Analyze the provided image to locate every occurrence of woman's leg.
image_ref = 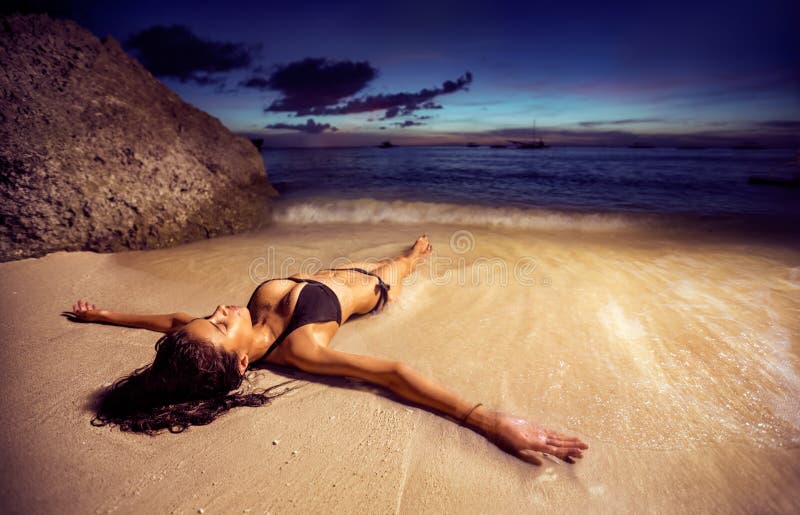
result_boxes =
[330,258,392,273]
[324,236,432,316]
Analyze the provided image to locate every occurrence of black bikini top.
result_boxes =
[259,278,342,361]
[257,268,390,362]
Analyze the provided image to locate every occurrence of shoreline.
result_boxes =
[269,196,800,248]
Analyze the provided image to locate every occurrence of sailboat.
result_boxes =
[509,120,549,149]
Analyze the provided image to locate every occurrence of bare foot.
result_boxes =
[406,235,433,265]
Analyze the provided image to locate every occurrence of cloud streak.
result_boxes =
[578,118,665,127]
[125,25,255,84]
[265,119,338,134]
[394,120,425,128]
[759,120,800,129]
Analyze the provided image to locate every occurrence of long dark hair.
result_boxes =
[91,327,290,435]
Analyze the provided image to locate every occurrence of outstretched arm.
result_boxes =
[283,337,588,466]
[65,299,195,333]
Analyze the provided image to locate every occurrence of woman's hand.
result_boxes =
[489,412,588,466]
[66,299,107,323]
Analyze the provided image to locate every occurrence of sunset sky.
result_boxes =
[26,0,800,147]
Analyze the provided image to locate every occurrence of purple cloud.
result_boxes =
[300,72,472,118]
[244,58,378,112]
[265,119,338,134]
[252,57,472,119]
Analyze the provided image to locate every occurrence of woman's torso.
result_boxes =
[246,269,384,364]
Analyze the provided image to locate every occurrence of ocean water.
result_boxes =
[261,146,800,226]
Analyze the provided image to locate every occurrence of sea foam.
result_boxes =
[272,197,647,232]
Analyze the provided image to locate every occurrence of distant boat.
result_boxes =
[466,142,480,147]
[250,138,264,150]
[490,144,507,148]
[378,141,395,148]
[511,139,549,149]
[628,142,655,149]
[508,120,549,149]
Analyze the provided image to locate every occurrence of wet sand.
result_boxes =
[1,222,798,513]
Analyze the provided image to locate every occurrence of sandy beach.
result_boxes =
[1,221,799,513]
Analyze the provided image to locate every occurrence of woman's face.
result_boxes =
[183,305,255,367]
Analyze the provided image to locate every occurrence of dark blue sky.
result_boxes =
[26,0,800,147]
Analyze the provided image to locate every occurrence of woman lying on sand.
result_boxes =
[68,235,587,466]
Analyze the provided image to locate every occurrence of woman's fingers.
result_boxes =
[74,299,97,312]
[72,299,98,316]
[546,436,586,450]
[519,447,579,466]
[548,431,589,449]
[540,443,584,461]
[517,449,543,466]
[546,438,578,450]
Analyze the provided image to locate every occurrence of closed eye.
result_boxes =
[202,315,226,335]
[210,320,226,335]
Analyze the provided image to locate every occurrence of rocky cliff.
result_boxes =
[0,14,278,261]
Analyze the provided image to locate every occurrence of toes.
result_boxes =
[412,235,432,256]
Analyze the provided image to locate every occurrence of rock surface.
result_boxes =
[0,14,277,262]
